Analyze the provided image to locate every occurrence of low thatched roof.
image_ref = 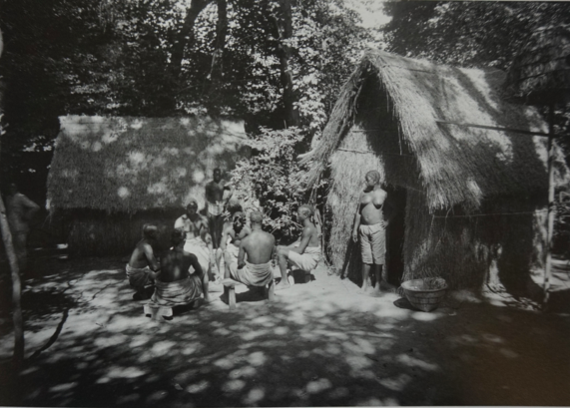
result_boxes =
[301,50,568,211]
[47,116,248,213]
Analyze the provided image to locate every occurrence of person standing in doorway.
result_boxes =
[352,170,393,296]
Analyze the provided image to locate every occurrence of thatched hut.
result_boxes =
[301,50,568,291]
[47,116,249,256]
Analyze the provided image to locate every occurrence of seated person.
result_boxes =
[126,224,161,299]
[276,204,321,290]
[174,200,214,279]
[224,211,275,291]
[149,229,210,308]
[220,208,251,272]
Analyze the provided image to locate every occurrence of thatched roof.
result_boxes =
[301,50,568,211]
[505,24,570,105]
[47,116,248,213]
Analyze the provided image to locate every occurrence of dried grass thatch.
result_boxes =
[301,50,569,289]
[302,50,568,211]
[66,209,179,256]
[47,116,248,256]
[47,116,248,213]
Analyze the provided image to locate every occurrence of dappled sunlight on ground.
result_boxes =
[0,258,569,406]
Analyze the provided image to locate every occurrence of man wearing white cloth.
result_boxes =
[220,209,250,275]
[276,204,321,290]
[223,211,275,292]
[174,200,214,279]
[147,229,209,311]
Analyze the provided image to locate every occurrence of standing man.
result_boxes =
[174,200,214,279]
[126,224,161,299]
[276,205,321,290]
[204,168,232,252]
[352,170,392,296]
[224,211,276,295]
[5,183,40,272]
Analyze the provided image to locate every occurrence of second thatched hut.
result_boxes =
[301,50,568,291]
[47,115,249,256]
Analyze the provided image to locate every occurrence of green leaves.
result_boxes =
[229,127,307,243]
[382,2,569,71]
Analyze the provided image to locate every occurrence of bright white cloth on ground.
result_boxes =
[184,237,211,275]
[288,245,321,272]
[224,242,240,275]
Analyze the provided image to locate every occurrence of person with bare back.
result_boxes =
[223,211,276,295]
[174,200,214,279]
[352,170,393,296]
[148,229,209,308]
[276,204,321,290]
[127,224,161,299]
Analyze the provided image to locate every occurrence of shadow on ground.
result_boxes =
[0,258,569,407]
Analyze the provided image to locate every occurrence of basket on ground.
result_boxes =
[402,277,448,312]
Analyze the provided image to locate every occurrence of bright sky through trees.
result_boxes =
[344,0,391,28]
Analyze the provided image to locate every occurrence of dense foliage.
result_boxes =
[0,0,568,245]
[382,1,570,256]
[0,0,368,206]
[382,2,569,70]
[228,127,306,243]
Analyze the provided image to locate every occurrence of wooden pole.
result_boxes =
[0,28,25,366]
[435,119,550,137]
[543,104,556,307]
[0,194,24,365]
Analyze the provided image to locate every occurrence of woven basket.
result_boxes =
[402,277,448,312]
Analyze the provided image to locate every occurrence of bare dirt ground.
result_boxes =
[0,255,569,407]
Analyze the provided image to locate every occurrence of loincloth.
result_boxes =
[149,275,203,307]
[126,264,154,289]
[288,245,321,272]
[231,261,273,287]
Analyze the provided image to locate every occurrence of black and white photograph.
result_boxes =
[0,0,569,406]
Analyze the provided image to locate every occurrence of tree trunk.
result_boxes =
[0,27,25,369]
[0,195,24,366]
[209,0,227,81]
[166,0,213,110]
[206,0,228,115]
[271,0,298,127]
[543,104,556,308]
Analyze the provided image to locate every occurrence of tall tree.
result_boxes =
[270,0,297,127]
[166,0,213,112]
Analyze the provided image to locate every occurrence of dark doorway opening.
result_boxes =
[385,186,406,287]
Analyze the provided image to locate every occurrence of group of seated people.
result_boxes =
[125,200,322,311]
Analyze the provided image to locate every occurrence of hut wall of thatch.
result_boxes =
[66,209,180,257]
[402,192,547,289]
[306,51,568,291]
[47,116,249,256]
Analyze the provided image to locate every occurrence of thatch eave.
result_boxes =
[301,50,568,212]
